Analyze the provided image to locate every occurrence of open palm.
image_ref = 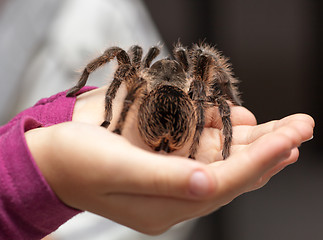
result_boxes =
[27,86,313,234]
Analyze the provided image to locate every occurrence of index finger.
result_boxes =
[208,117,314,203]
[232,113,314,145]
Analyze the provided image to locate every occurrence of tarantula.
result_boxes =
[66,42,241,159]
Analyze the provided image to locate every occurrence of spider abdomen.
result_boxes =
[138,85,196,153]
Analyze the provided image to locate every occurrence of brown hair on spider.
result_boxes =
[66,42,241,159]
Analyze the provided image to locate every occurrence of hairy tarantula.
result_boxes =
[66,42,241,159]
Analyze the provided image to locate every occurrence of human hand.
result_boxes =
[25,86,314,234]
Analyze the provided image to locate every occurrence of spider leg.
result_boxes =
[173,42,190,72]
[112,79,145,134]
[188,55,211,159]
[211,69,242,106]
[189,49,234,159]
[216,97,232,159]
[127,45,143,69]
[114,46,160,132]
[66,47,130,97]
[101,64,136,129]
[192,44,242,106]
[103,45,155,133]
[112,46,147,134]
[188,97,205,159]
[188,44,240,159]
[141,46,160,68]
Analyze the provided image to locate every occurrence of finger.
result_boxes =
[205,106,256,128]
[208,124,307,204]
[195,128,223,163]
[96,147,298,235]
[96,146,215,199]
[232,113,314,145]
[54,122,215,200]
[112,114,313,199]
[231,106,257,126]
[250,147,299,191]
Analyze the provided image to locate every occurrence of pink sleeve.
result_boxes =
[0,87,96,239]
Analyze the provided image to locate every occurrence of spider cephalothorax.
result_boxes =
[66,42,241,159]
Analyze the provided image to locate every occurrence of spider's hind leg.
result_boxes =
[110,45,146,134]
[216,96,232,159]
[193,44,242,106]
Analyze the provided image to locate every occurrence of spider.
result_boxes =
[66,42,241,159]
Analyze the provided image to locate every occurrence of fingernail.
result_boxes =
[189,171,210,197]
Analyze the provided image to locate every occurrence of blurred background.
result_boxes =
[0,0,322,239]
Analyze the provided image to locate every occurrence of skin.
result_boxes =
[25,86,314,235]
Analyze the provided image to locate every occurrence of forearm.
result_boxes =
[0,88,93,239]
[0,117,80,239]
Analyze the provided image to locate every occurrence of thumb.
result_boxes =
[50,122,215,200]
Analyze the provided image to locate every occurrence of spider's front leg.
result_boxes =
[111,46,160,135]
[101,64,137,129]
[109,45,144,134]
[112,78,145,134]
[66,47,130,97]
